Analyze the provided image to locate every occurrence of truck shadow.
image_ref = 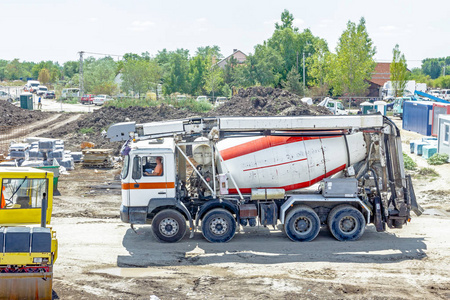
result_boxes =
[117,224,427,267]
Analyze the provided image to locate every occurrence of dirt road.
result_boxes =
[50,136,450,300]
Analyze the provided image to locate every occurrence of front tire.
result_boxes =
[151,209,186,243]
[201,208,236,243]
[284,205,321,242]
[327,205,366,241]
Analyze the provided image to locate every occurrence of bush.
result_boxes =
[427,153,449,165]
[418,167,439,177]
[79,127,94,134]
[403,153,417,170]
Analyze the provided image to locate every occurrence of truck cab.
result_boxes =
[120,139,176,224]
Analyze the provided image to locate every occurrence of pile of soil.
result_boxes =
[42,104,201,152]
[0,101,51,127]
[209,87,331,117]
[44,87,331,153]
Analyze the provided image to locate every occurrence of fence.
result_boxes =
[0,126,30,157]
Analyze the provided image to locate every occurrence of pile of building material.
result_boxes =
[82,148,113,168]
[0,138,82,170]
[410,137,438,159]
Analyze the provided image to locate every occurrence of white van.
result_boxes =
[24,80,40,93]
[61,88,80,99]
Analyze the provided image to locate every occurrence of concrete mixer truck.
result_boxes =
[107,115,422,243]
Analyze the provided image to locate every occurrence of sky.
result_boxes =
[1,0,449,69]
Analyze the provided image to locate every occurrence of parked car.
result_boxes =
[36,85,48,96]
[196,95,209,102]
[176,95,187,101]
[214,97,228,107]
[61,88,80,99]
[93,94,113,105]
[44,90,55,99]
[0,91,13,102]
[81,94,95,104]
[24,80,40,93]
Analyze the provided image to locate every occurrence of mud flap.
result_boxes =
[406,175,424,216]
[373,196,385,232]
[0,270,53,300]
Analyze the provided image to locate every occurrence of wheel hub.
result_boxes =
[210,217,228,235]
[160,218,179,237]
[295,217,311,233]
[340,216,357,233]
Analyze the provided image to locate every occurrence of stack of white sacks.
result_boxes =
[2,138,83,170]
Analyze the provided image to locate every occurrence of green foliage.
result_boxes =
[79,127,94,134]
[120,55,161,98]
[38,68,50,85]
[421,57,450,79]
[105,96,212,113]
[307,39,333,89]
[418,167,439,177]
[427,153,449,165]
[83,57,118,95]
[433,75,450,89]
[332,17,376,96]
[403,152,417,170]
[282,67,304,95]
[204,66,224,97]
[275,9,296,31]
[390,44,408,97]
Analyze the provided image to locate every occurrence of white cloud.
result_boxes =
[128,20,155,32]
[196,18,207,23]
[318,19,333,28]
[293,18,305,28]
[379,25,397,32]
[89,17,98,22]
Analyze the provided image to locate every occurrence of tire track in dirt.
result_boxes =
[0,114,82,154]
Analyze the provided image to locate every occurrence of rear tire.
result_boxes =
[284,205,321,242]
[327,205,365,241]
[201,208,236,243]
[151,209,186,243]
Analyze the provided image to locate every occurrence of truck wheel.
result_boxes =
[151,209,186,243]
[327,205,365,241]
[284,205,320,242]
[201,208,236,243]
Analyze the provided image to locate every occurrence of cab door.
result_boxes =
[128,154,173,207]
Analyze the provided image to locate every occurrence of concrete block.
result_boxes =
[423,145,438,159]
[71,152,83,162]
[38,140,56,152]
[48,150,64,159]
[59,157,74,170]
[29,149,44,160]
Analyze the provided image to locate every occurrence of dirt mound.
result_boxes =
[42,104,201,152]
[209,87,331,117]
[0,101,52,127]
[43,87,331,153]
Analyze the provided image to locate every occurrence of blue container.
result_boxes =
[410,140,421,154]
[422,145,437,159]
[415,142,428,156]
[402,101,434,136]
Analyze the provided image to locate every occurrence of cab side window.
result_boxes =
[143,156,164,177]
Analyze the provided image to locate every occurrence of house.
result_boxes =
[437,114,450,160]
[216,49,247,69]
[366,63,391,98]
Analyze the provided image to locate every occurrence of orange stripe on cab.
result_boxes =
[122,182,175,190]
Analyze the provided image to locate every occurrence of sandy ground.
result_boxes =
[43,116,450,300]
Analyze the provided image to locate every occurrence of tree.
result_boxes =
[306,39,333,90]
[390,44,408,97]
[83,57,118,95]
[63,61,79,79]
[204,66,224,99]
[282,67,304,95]
[38,68,50,85]
[332,17,376,96]
[275,9,296,31]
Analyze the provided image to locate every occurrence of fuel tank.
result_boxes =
[216,133,367,194]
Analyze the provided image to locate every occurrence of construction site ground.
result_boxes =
[1,92,449,299]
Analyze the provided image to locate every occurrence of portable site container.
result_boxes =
[374,101,387,115]
[403,101,434,136]
[437,114,450,160]
[360,102,375,114]
[431,103,450,136]
[19,93,33,110]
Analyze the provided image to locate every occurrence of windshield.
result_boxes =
[337,102,344,110]
[1,178,47,209]
[121,155,130,179]
[31,83,39,87]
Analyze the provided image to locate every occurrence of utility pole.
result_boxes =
[303,51,306,92]
[79,51,84,100]
[296,51,299,73]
